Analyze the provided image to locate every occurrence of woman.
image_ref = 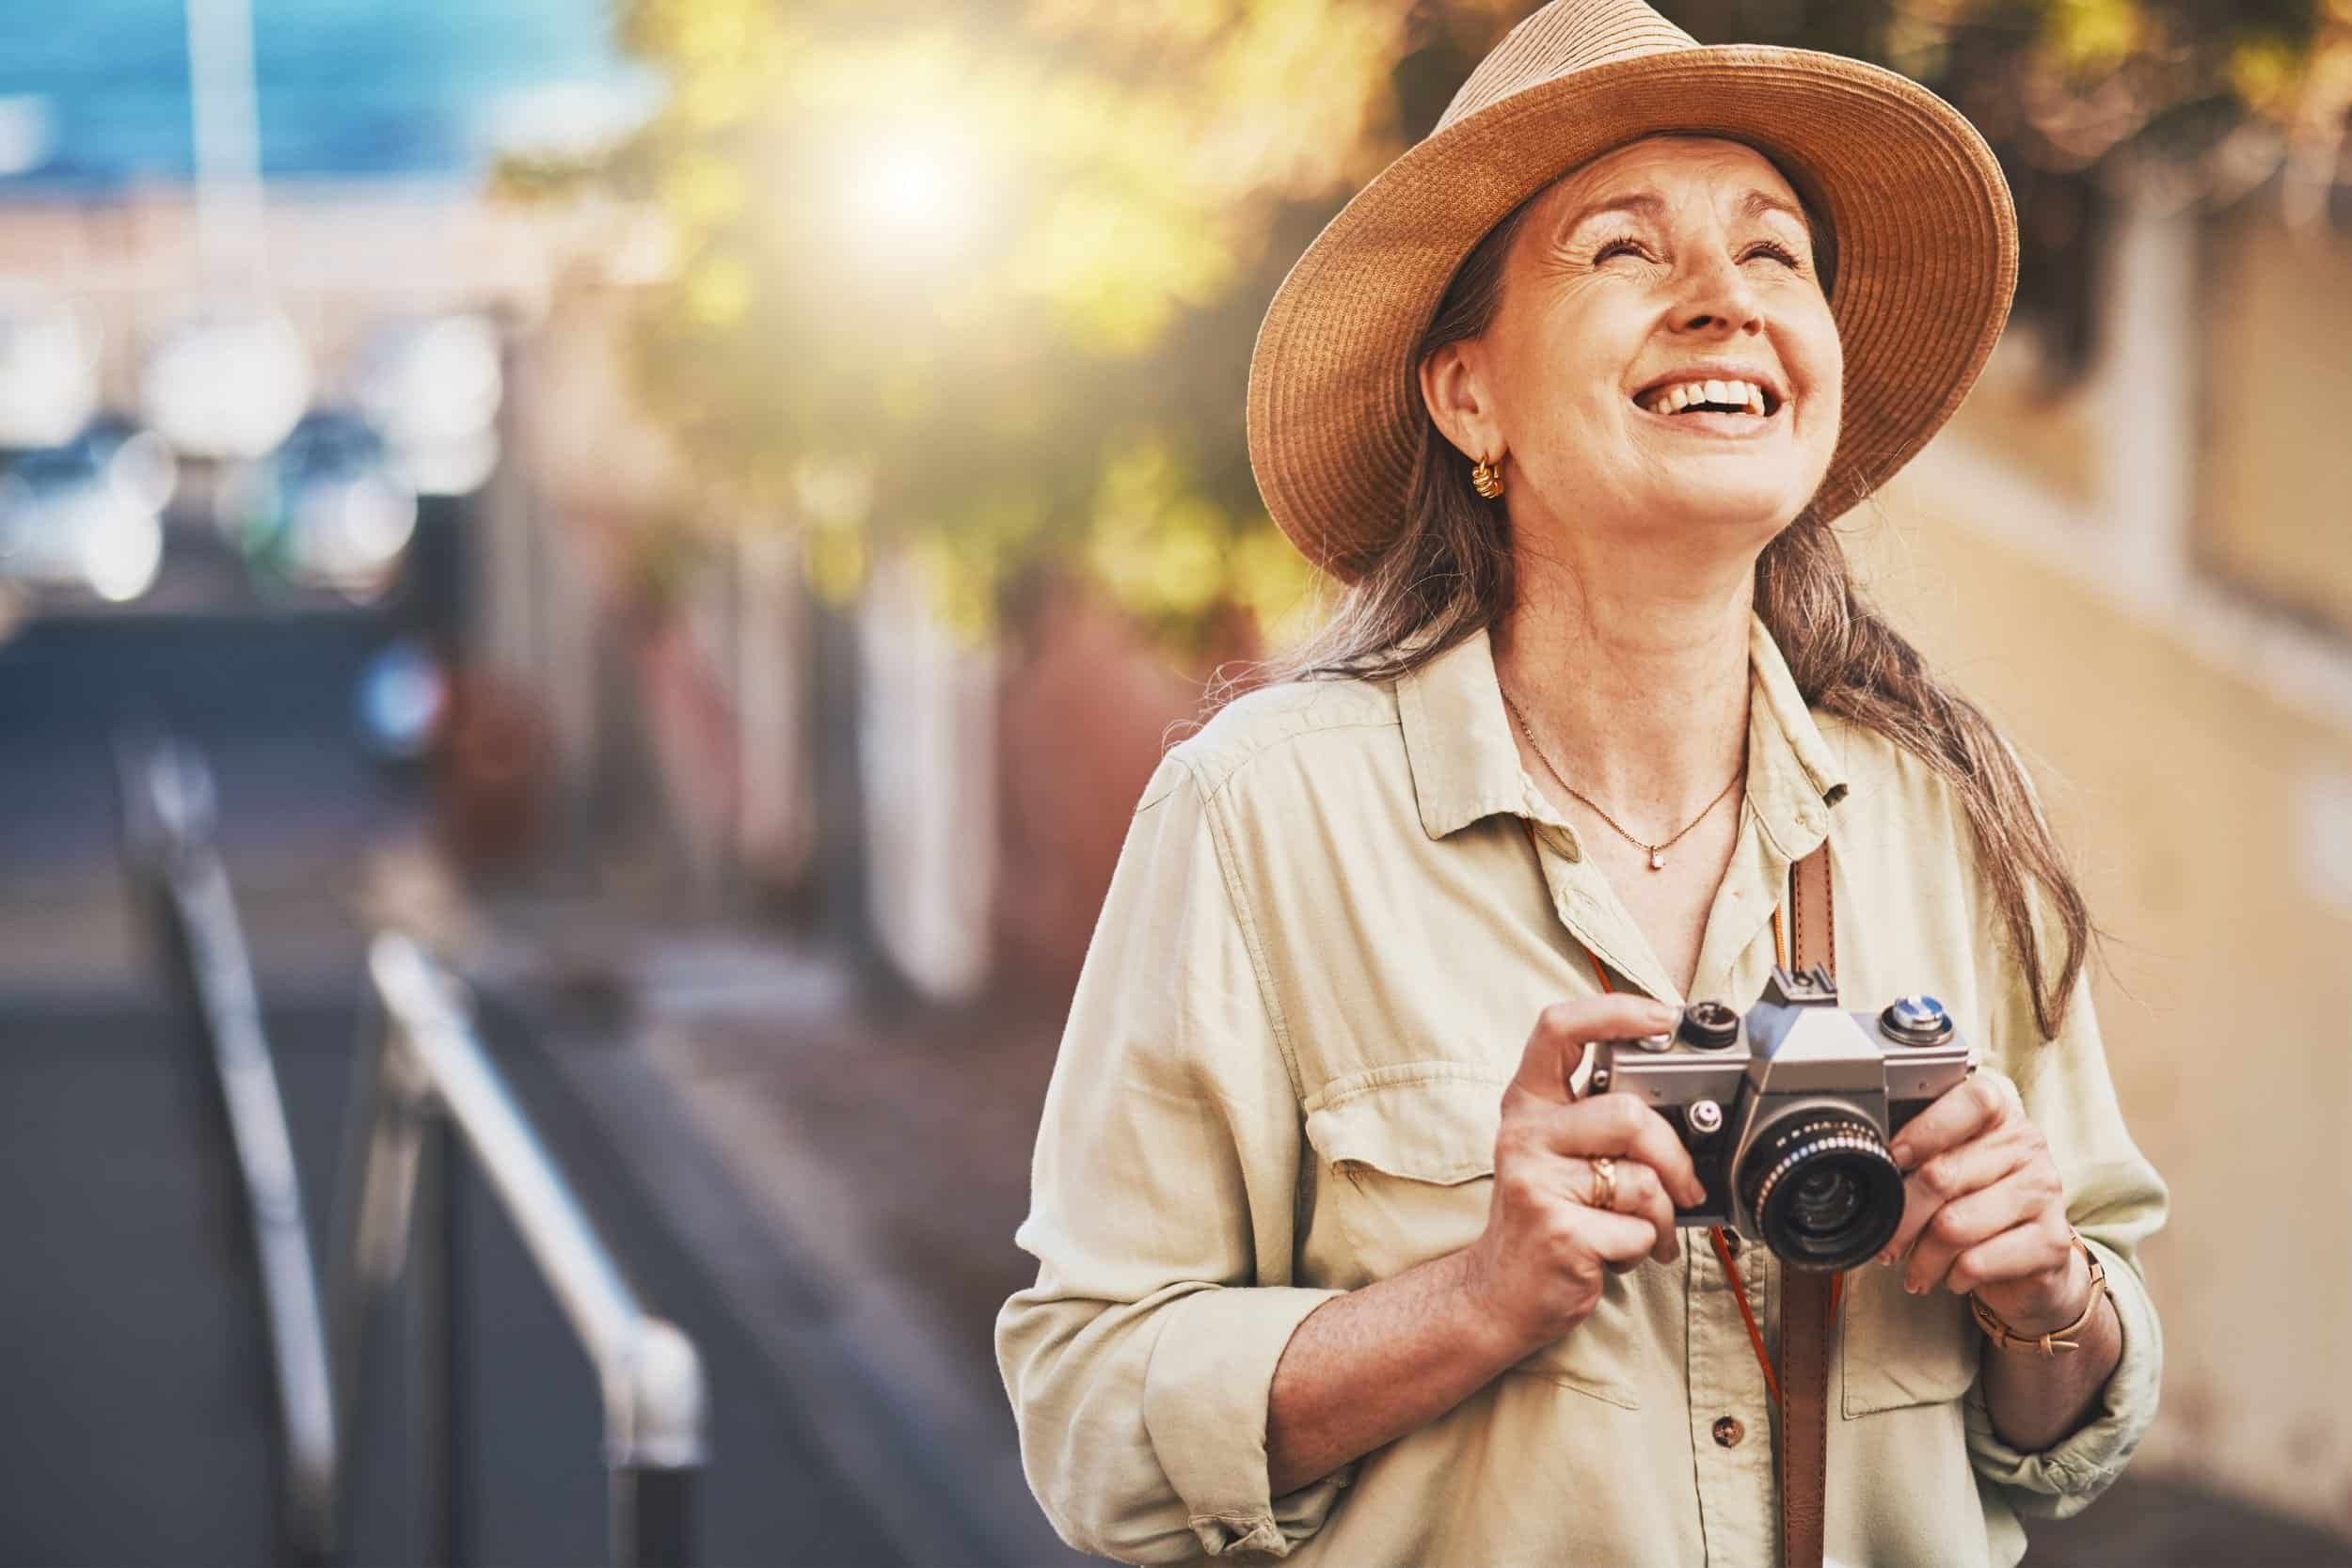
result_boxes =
[996,3,2167,1564]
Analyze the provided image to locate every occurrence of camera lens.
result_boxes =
[1788,1165,1864,1235]
[1737,1110,1904,1271]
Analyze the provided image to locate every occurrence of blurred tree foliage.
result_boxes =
[502,0,2352,650]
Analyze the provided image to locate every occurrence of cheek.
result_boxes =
[1795,323,1844,449]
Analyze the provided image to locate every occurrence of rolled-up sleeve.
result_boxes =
[1964,960,2169,1518]
[995,753,1347,1562]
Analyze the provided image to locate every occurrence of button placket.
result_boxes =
[1685,1231,1776,1564]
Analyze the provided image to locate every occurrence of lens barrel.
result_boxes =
[1737,1110,1905,1272]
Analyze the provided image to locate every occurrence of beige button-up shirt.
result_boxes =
[996,616,2167,1567]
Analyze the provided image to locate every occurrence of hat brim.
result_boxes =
[1246,45,2019,579]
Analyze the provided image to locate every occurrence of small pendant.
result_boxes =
[1648,849,1665,871]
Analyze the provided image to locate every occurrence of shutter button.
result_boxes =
[1712,1416,1745,1449]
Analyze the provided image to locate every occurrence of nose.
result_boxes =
[1670,247,1764,339]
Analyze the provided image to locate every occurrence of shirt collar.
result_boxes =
[1394,613,1849,849]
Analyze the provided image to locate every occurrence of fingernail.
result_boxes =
[1876,1252,1893,1268]
[1889,1144,1914,1171]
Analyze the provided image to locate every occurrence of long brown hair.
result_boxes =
[1228,182,2092,1040]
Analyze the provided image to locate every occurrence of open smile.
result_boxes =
[1628,369,1788,441]
[1628,373,1788,439]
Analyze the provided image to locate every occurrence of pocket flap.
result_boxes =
[1303,1066,1505,1186]
[1300,1063,1645,1410]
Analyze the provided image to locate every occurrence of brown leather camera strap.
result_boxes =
[1518,819,1839,1567]
[1779,841,1836,1568]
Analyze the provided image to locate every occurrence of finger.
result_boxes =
[1510,996,1681,1104]
[1578,1156,1681,1266]
[1944,1218,2076,1300]
[1902,1165,2058,1296]
[1539,1092,1708,1209]
[1886,1068,2019,1172]
[1569,1203,1668,1271]
[1878,1124,2036,1268]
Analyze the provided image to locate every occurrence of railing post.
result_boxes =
[612,1465,692,1568]
[409,1105,462,1567]
[359,935,708,1568]
[606,1318,705,1567]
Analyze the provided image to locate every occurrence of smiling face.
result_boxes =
[1422,135,1843,551]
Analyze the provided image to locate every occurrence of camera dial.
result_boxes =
[1679,1001,1740,1050]
[1877,994,1953,1047]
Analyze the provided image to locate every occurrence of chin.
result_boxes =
[1645,483,1810,542]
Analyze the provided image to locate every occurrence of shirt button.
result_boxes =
[1713,1416,1745,1449]
[1721,1230,1742,1258]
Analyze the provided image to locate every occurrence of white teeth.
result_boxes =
[1645,377,1772,415]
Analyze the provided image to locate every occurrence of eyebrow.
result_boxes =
[1558,186,1809,239]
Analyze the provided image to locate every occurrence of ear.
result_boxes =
[1419,338,1503,466]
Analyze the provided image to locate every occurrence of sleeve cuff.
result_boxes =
[1142,1285,1350,1559]
[1964,1235,2164,1519]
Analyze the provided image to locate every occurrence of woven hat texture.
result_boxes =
[1245,0,2019,579]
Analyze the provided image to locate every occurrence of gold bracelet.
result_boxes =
[1969,1234,2107,1356]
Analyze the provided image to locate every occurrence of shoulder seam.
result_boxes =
[1186,716,1402,806]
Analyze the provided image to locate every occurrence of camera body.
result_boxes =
[1588,965,1975,1271]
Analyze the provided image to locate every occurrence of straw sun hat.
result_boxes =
[1246,0,2019,579]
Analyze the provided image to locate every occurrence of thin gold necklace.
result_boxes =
[1501,689,1742,871]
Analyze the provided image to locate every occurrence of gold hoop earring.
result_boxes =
[1470,453,1505,499]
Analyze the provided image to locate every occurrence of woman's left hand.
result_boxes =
[1879,1068,2092,1335]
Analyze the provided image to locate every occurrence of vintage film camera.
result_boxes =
[1588,965,1976,1271]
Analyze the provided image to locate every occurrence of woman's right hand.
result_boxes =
[1459,995,1709,1354]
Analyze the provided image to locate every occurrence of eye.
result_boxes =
[1592,235,1654,265]
[1742,239,1803,268]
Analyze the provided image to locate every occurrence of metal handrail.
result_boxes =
[118,734,340,1564]
[341,931,707,1566]
[121,728,706,1566]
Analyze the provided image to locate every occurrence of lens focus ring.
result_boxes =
[1739,1113,1905,1272]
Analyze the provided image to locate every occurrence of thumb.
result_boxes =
[1512,994,1681,1103]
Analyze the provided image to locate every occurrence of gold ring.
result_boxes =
[1590,1156,1618,1212]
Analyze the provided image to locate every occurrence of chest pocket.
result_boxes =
[1301,1064,1644,1410]
[1838,1255,1981,1417]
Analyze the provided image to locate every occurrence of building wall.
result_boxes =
[1856,464,2352,1533]
[1862,191,2352,1532]
[2195,213,2352,643]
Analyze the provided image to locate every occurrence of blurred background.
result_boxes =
[2,0,2349,1563]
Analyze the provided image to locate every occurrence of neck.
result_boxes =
[1492,531,1758,829]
